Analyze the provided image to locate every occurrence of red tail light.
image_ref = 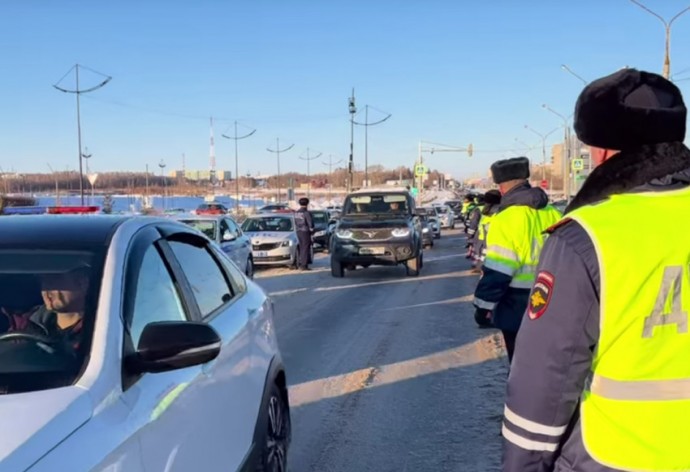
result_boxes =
[47,206,100,214]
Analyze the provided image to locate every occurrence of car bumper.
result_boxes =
[333,240,417,265]
[252,247,292,265]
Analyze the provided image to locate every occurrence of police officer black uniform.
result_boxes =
[503,69,690,471]
[294,197,314,270]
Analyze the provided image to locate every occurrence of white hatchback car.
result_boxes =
[0,215,290,472]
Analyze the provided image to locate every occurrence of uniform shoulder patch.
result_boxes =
[545,217,573,234]
[528,271,554,320]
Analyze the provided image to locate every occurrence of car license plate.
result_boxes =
[360,247,385,255]
[256,251,268,257]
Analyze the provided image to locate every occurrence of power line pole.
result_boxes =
[222,121,256,214]
[323,155,344,202]
[53,64,111,206]
[347,89,356,192]
[267,138,294,203]
[81,147,92,205]
[159,159,167,210]
[352,104,391,188]
[299,148,322,199]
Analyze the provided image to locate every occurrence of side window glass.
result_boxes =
[129,245,188,348]
[227,219,240,236]
[211,245,247,295]
[168,240,233,317]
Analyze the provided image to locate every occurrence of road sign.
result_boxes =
[540,179,548,189]
[571,159,584,171]
[410,187,419,197]
[414,164,428,177]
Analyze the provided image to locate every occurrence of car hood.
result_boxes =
[338,216,409,229]
[244,231,293,244]
[0,386,92,471]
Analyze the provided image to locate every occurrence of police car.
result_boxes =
[241,213,313,268]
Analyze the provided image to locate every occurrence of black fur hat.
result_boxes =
[484,189,502,205]
[298,197,309,206]
[574,68,686,150]
[490,157,530,184]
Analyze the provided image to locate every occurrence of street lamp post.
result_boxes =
[323,155,343,202]
[298,148,322,199]
[541,105,575,200]
[560,64,588,85]
[629,0,690,78]
[352,105,391,187]
[267,138,294,203]
[222,121,256,214]
[348,89,356,192]
[159,159,167,210]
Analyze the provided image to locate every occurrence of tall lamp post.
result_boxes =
[524,124,559,187]
[323,155,343,202]
[347,89,356,192]
[159,159,167,210]
[560,64,588,85]
[298,148,322,199]
[541,105,574,200]
[222,121,256,214]
[53,64,111,206]
[352,105,391,187]
[267,138,294,203]
[81,147,93,205]
[629,0,690,78]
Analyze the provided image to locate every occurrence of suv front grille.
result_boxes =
[351,229,391,240]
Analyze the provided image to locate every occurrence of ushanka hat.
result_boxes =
[490,157,530,184]
[574,68,686,150]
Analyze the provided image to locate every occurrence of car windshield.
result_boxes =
[0,249,103,394]
[435,206,449,214]
[344,194,409,215]
[243,216,294,232]
[180,219,216,240]
[311,211,329,224]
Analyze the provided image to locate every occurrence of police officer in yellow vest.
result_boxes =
[503,69,690,472]
[472,158,561,360]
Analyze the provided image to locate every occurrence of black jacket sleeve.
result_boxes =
[467,208,481,237]
[502,221,600,472]
[305,211,314,232]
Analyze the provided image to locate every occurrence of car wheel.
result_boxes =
[255,382,290,472]
[331,257,345,278]
[405,254,421,277]
[246,257,254,279]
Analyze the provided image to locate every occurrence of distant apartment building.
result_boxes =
[169,170,230,181]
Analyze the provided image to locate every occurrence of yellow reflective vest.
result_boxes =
[569,187,690,471]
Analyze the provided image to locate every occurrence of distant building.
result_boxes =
[169,170,230,181]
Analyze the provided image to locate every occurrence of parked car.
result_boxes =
[443,200,463,220]
[257,204,291,214]
[176,214,254,278]
[422,206,442,239]
[310,210,331,249]
[0,215,290,472]
[241,213,312,267]
[330,188,423,277]
[432,204,456,228]
[195,202,229,215]
[416,208,434,248]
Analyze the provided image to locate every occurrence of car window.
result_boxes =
[344,194,408,214]
[224,218,241,236]
[180,219,216,240]
[168,240,233,318]
[209,245,247,295]
[129,244,188,348]
[242,216,294,232]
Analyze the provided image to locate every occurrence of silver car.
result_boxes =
[176,215,254,278]
[242,214,312,267]
[433,204,456,229]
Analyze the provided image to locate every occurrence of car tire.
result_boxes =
[405,254,421,277]
[331,257,345,278]
[255,381,290,472]
[246,257,254,279]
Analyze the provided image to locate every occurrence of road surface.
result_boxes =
[255,229,508,472]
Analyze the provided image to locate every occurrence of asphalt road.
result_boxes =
[255,229,508,472]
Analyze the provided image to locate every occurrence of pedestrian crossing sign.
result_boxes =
[571,159,584,171]
[414,164,428,177]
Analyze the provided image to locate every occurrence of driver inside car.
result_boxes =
[0,266,90,351]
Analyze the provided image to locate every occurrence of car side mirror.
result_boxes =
[222,231,237,241]
[126,321,221,374]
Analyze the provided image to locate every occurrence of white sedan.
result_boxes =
[242,214,313,268]
[0,215,290,472]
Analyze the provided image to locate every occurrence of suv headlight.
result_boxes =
[422,227,429,233]
[336,229,353,239]
[391,228,410,238]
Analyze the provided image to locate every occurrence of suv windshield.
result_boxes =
[343,194,409,215]
[242,216,294,232]
[0,249,103,394]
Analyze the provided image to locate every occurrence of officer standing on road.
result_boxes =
[502,69,690,472]
[472,157,560,362]
[294,197,314,271]
[472,189,502,270]
[465,194,485,260]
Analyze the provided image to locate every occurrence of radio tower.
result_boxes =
[209,117,217,185]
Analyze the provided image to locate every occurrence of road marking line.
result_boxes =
[314,270,475,292]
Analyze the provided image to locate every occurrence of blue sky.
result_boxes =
[2,0,690,180]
